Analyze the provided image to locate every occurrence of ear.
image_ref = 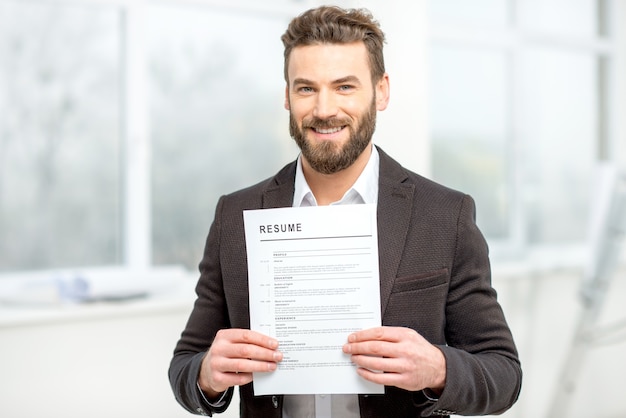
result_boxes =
[284,84,290,110]
[375,73,390,111]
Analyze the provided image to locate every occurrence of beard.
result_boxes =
[289,98,377,175]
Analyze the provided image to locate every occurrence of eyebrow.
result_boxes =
[333,75,362,86]
[292,75,363,87]
[292,78,314,87]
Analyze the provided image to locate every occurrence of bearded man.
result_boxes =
[169,6,522,418]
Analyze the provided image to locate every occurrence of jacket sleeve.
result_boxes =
[423,195,522,416]
[168,196,235,416]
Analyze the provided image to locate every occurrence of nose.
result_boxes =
[313,89,338,119]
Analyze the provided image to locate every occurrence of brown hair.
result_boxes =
[281,6,386,84]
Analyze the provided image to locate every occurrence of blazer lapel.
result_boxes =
[376,148,415,317]
[262,161,297,209]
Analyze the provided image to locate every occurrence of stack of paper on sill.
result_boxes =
[0,265,188,306]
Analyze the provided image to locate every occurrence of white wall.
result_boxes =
[356,0,431,176]
[0,297,197,418]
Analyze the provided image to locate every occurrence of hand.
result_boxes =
[342,326,446,393]
[198,328,283,399]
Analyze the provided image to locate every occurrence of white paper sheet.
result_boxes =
[243,205,383,395]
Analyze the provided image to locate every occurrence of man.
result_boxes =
[169,6,521,417]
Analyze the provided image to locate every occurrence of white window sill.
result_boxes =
[0,266,197,328]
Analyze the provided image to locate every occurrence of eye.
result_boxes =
[297,86,314,94]
[338,84,355,92]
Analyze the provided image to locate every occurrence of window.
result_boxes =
[429,0,615,261]
[0,0,301,274]
[430,46,510,240]
[148,3,295,268]
[0,0,121,271]
[1,0,620,275]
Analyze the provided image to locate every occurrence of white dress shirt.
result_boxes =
[284,145,380,418]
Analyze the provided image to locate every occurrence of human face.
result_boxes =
[285,42,389,174]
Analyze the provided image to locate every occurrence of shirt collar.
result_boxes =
[292,145,380,207]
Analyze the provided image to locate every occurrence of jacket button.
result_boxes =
[272,396,279,408]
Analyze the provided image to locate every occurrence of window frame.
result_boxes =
[428,0,621,267]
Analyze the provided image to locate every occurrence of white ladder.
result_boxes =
[547,164,626,418]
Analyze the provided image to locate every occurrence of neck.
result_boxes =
[302,144,373,206]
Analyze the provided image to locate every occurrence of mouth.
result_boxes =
[312,126,344,135]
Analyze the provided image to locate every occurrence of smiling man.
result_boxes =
[286,40,387,206]
[169,6,522,418]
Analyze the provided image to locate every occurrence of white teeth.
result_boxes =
[315,127,343,134]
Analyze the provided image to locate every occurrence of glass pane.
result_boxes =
[430,46,511,239]
[521,48,596,244]
[149,5,294,268]
[0,1,122,271]
[430,0,510,27]
[522,0,598,38]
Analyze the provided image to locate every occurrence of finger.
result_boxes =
[218,328,279,350]
[211,329,282,365]
[343,339,396,357]
[350,353,407,374]
[238,329,280,350]
[224,356,281,374]
[210,345,282,376]
[230,341,283,363]
[355,366,406,388]
[205,353,279,393]
[347,326,406,343]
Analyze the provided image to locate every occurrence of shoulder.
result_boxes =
[218,160,297,210]
[377,146,468,206]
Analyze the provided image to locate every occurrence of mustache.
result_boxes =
[302,117,351,129]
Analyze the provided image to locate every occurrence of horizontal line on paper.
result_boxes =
[279,316,376,322]
[260,234,372,242]
[278,253,371,258]
[275,247,370,254]
[275,274,371,279]
[276,312,374,317]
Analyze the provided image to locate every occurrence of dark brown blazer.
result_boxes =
[169,147,522,417]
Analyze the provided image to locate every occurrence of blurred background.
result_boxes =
[1,0,625,417]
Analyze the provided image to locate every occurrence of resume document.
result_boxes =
[243,205,383,395]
